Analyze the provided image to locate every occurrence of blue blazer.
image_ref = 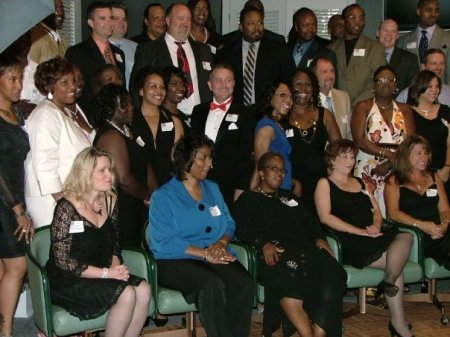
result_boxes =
[149,177,235,259]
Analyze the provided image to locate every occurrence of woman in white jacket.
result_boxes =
[25,56,94,227]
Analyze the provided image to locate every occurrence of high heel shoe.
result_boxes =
[388,321,414,337]
[377,280,399,298]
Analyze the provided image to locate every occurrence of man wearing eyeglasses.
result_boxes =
[191,64,255,207]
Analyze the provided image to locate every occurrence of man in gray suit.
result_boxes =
[396,0,450,84]
[311,57,352,139]
[328,4,386,105]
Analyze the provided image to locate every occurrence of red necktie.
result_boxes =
[175,41,193,97]
[210,102,227,111]
[103,43,115,65]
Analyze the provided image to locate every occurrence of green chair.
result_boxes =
[142,220,254,336]
[26,226,155,336]
[325,226,423,317]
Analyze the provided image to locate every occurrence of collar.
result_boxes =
[165,32,188,46]
[40,22,60,42]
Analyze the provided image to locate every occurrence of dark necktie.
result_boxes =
[419,30,428,64]
[243,43,256,106]
[103,43,115,65]
[175,41,193,97]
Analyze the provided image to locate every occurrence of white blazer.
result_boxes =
[24,100,93,227]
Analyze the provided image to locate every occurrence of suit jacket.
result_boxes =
[130,37,214,108]
[216,35,295,106]
[288,38,337,70]
[389,47,420,93]
[191,100,255,207]
[329,34,386,105]
[396,26,450,85]
[65,37,125,121]
[328,88,352,140]
[221,29,286,50]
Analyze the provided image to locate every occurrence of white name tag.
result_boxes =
[282,198,298,207]
[228,122,238,130]
[353,49,366,57]
[426,188,438,197]
[307,59,314,67]
[406,42,417,49]
[442,118,448,127]
[209,205,221,216]
[225,114,238,122]
[161,122,174,132]
[69,220,84,233]
[341,115,349,123]
[285,128,294,138]
[202,61,211,70]
[136,136,145,147]
[114,53,123,63]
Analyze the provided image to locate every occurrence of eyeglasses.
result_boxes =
[264,166,287,174]
[375,77,396,85]
[273,92,292,99]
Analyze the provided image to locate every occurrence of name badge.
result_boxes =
[225,114,238,122]
[114,53,123,63]
[209,205,221,216]
[307,59,314,67]
[161,122,174,132]
[341,115,349,124]
[285,128,294,138]
[442,118,448,127]
[353,49,366,57]
[136,136,145,147]
[228,122,238,130]
[406,42,417,49]
[426,188,438,197]
[69,220,84,233]
[282,199,298,207]
[202,61,211,70]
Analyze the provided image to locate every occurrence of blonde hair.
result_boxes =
[63,147,116,203]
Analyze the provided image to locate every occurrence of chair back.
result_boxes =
[29,226,51,265]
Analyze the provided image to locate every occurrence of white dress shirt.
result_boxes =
[205,98,233,142]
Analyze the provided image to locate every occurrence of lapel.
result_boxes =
[254,38,268,82]
[215,100,238,145]
[331,89,345,120]
[430,26,449,51]
[346,35,367,73]
[197,103,210,134]
[389,48,401,67]
[300,39,320,67]
[87,37,107,65]
[190,41,206,77]
[333,39,347,75]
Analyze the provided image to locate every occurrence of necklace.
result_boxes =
[293,119,317,144]
[107,120,131,138]
[90,198,103,215]
[257,186,290,204]
[374,99,393,110]
[418,103,433,117]
[64,106,79,120]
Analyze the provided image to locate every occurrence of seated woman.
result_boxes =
[149,134,254,337]
[93,84,157,248]
[385,135,450,270]
[234,152,347,337]
[315,139,414,337]
[46,147,151,337]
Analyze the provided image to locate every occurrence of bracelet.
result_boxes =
[102,268,109,279]
[204,249,209,261]
[14,211,27,219]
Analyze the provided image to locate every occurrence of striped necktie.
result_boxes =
[243,43,256,106]
[175,41,193,97]
[419,30,428,64]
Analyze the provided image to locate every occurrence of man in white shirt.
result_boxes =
[311,57,352,139]
[131,3,213,115]
[109,3,137,89]
[396,48,450,106]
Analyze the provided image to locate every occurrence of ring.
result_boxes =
[22,229,27,233]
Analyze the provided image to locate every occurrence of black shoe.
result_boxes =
[377,280,399,298]
[388,321,414,337]
[153,316,168,327]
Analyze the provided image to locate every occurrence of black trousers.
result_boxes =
[156,259,255,337]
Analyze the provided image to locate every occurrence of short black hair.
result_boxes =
[86,1,111,20]
[239,5,263,25]
[417,0,438,9]
[93,83,130,127]
[141,3,164,32]
[342,3,364,19]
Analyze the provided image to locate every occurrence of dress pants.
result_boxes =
[156,258,255,337]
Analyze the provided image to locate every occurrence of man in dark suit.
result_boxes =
[191,64,254,207]
[65,2,125,121]
[287,7,336,70]
[217,6,294,107]
[131,2,213,116]
[377,19,419,93]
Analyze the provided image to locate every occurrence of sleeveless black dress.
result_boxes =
[399,179,450,268]
[328,178,399,268]
[46,198,144,320]
[290,107,329,214]
[0,109,29,257]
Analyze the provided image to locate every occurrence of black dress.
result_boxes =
[234,190,347,337]
[328,178,399,268]
[413,104,450,196]
[131,109,176,186]
[398,179,450,269]
[0,109,29,258]
[290,107,329,214]
[46,198,144,320]
[94,125,150,248]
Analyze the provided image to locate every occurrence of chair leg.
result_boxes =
[186,312,196,337]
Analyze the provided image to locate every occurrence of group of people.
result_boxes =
[2,0,450,337]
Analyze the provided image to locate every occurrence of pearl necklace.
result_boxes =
[107,120,131,138]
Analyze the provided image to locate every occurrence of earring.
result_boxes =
[47,92,53,100]
[392,88,399,95]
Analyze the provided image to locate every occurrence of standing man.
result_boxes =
[396,0,450,84]
[109,3,137,89]
[191,64,254,207]
[66,1,125,120]
[328,4,386,105]
[397,48,450,106]
[217,6,294,107]
[377,19,419,93]
[288,7,336,69]
[311,57,352,139]
[131,2,213,116]
[131,3,166,44]
[328,14,345,42]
